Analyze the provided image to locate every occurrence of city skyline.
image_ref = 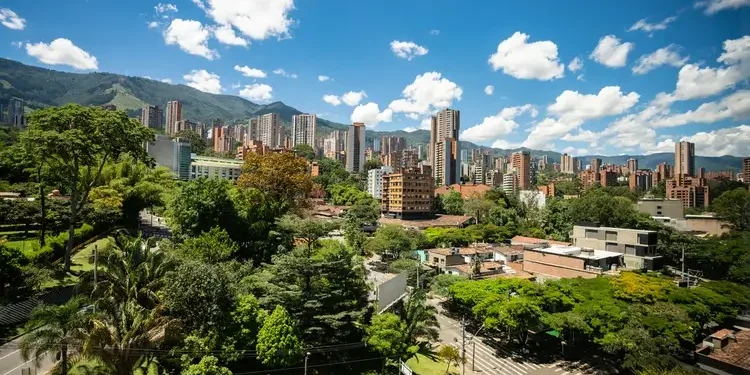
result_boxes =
[1,0,748,157]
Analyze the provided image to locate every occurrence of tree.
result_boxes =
[437,345,463,374]
[367,225,415,259]
[0,243,26,296]
[174,129,206,155]
[401,289,440,347]
[342,199,379,252]
[364,158,383,172]
[440,191,464,215]
[168,178,238,238]
[463,196,496,224]
[277,215,340,256]
[366,313,409,360]
[328,183,371,205]
[178,227,239,263]
[256,305,302,367]
[181,356,232,375]
[21,105,153,271]
[238,152,314,212]
[292,144,316,161]
[20,297,90,375]
[711,188,750,231]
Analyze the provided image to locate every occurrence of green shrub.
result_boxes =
[33,223,96,265]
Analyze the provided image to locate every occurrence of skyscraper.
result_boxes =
[165,101,182,136]
[258,113,282,148]
[743,158,750,183]
[512,151,531,190]
[324,130,347,163]
[675,141,695,177]
[561,153,579,174]
[431,108,460,186]
[8,98,25,128]
[627,158,638,174]
[291,114,316,148]
[590,158,602,182]
[381,136,406,154]
[140,105,163,129]
[656,162,672,182]
[346,122,366,173]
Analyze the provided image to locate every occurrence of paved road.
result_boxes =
[139,210,171,239]
[0,336,55,375]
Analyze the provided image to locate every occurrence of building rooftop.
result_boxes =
[191,155,244,167]
[511,235,571,247]
[531,245,623,260]
[427,246,495,256]
[573,225,657,234]
[378,214,473,230]
[434,184,491,198]
[698,329,750,371]
[447,261,505,275]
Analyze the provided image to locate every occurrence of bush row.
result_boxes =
[33,223,95,264]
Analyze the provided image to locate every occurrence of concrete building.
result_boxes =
[675,141,696,177]
[382,148,419,172]
[212,123,235,154]
[523,245,624,280]
[373,138,381,152]
[511,151,531,190]
[561,153,579,174]
[600,170,617,187]
[629,171,653,192]
[656,162,673,182]
[571,225,661,270]
[366,166,393,199]
[627,158,638,174]
[145,135,191,180]
[173,119,198,135]
[381,136,406,154]
[695,328,750,375]
[381,170,434,220]
[345,122,366,173]
[140,105,163,129]
[291,114,316,148]
[502,173,518,193]
[590,158,602,174]
[743,158,750,183]
[636,198,685,219]
[165,101,182,136]
[323,130,347,163]
[666,175,710,208]
[7,98,25,128]
[258,113,283,148]
[431,108,461,186]
[189,155,244,181]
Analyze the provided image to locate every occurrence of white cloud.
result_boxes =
[628,15,677,33]
[155,3,179,13]
[632,45,689,75]
[568,57,583,72]
[388,72,463,115]
[429,29,440,36]
[161,78,173,84]
[199,0,294,40]
[239,83,273,102]
[590,35,634,68]
[576,74,585,81]
[25,38,99,70]
[234,65,266,78]
[484,85,495,95]
[491,139,522,149]
[561,129,600,143]
[404,127,418,132]
[213,24,249,46]
[183,69,222,94]
[148,21,161,29]
[164,19,217,60]
[488,32,564,81]
[341,91,367,106]
[390,41,429,60]
[405,113,420,120]
[561,146,589,156]
[273,68,297,78]
[322,95,341,106]
[696,0,750,14]
[652,90,750,127]
[350,102,393,128]
[231,82,241,89]
[460,105,535,142]
[679,125,750,156]
[192,0,207,10]
[11,41,22,48]
[0,8,25,30]
[318,75,330,82]
[420,118,432,130]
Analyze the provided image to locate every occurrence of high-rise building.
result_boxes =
[502,173,518,193]
[258,113,282,148]
[675,141,695,177]
[656,162,672,182]
[666,175,710,208]
[165,101,182,136]
[381,170,434,219]
[381,136,407,154]
[212,123,235,154]
[382,148,419,172]
[627,158,638,174]
[743,158,750,183]
[8,98,25,128]
[323,130,347,163]
[346,122,366,173]
[247,117,260,142]
[629,171,653,192]
[460,149,469,165]
[140,105,163,129]
[145,134,191,180]
[561,153,579,174]
[431,108,461,186]
[292,114,316,148]
[590,158,602,172]
[600,171,617,187]
[373,138,381,152]
[366,166,393,199]
[511,151,531,190]
[174,120,198,135]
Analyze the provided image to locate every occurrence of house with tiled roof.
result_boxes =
[696,328,750,375]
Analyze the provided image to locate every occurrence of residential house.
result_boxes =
[695,328,750,375]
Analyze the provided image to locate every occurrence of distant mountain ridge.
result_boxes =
[0,58,744,171]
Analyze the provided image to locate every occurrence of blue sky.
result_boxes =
[1,0,749,156]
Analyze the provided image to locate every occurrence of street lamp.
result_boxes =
[304,352,311,375]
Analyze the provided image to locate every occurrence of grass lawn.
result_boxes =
[70,237,113,273]
[406,353,458,375]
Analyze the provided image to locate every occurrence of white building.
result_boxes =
[190,155,244,181]
[292,114,316,148]
[258,113,282,148]
[502,173,517,193]
[366,166,394,199]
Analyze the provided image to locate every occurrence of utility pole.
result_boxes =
[472,341,476,371]
[304,352,310,375]
[93,244,98,314]
[461,317,466,375]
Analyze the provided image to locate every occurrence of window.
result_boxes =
[585,229,598,238]
[657,205,662,209]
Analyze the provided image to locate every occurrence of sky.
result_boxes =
[1,0,749,157]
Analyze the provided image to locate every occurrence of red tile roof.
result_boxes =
[701,329,750,371]
[511,236,571,247]
[379,215,474,229]
[434,184,492,198]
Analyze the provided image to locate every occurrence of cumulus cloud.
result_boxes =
[561,129,600,143]
[318,75,330,82]
[183,69,222,94]
[460,105,535,142]
[652,90,750,127]
[164,19,217,60]
[390,40,429,60]
[213,24,249,46]
[273,68,297,78]
[695,0,750,14]
[322,95,341,106]
[404,127,418,132]
[11,41,22,48]
[161,78,173,84]
[234,65,266,78]
[488,32,564,80]
[484,85,495,95]
[632,45,689,75]
[388,72,463,115]
[341,91,367,106]
[148,21,161,29]
[155,3,179,14]
[628,15,677,34]
[679,125,750,156]
[0,8,25,30]
[350,102,393,128]
[590,35,634,68]
[561,147,589,156]
[197,0,295,41]
[239,83,273,102]
[25,38,99,70]
[568,57,583,72]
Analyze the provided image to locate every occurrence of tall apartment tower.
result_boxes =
[743,158,750,183]
[8,98,26,128]
[430,108,461,186]
[511,151,531,190]
[627,158,638,174]
[346,122,366,173]
[675,141,695,177]
[323,130,347,163]
[291,114,316,148]
[140,105,163,129]
[165,101,182,136]
[590,158,602,182]
[258,113,282,148]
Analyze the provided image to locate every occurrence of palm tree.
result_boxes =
[401,289,440,351]
[20,297,90,375]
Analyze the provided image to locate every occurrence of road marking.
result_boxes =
[2,358,35,375]
[0,349,20,361]
[554,369,563,372]
[562,372,569,375]
[471,341,527,375]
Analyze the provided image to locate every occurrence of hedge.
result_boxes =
[34,224,94,265]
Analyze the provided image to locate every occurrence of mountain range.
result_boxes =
[0,58,745,171]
